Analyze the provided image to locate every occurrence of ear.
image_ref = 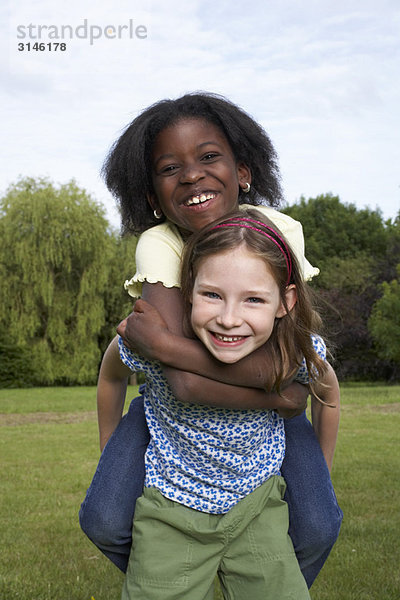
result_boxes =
[276,284,297,318]
[146,192,159,213]
[237,162,252,188]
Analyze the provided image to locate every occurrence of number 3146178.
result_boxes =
[18,42,67,51]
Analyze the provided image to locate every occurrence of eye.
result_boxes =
[201,152,219,161]
[160,164,178,174]
[246,297,265,304]
[203,291,221,300]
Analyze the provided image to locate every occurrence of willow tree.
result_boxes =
[0,177,115,385]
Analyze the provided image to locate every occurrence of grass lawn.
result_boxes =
[0,384,399,599]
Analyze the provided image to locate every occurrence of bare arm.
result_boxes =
[310,363,340,472]
[120,283,283,389]
[97,336,132,452]
[117,283,307,413]
[161,364,308,411]
[123,296,272,389]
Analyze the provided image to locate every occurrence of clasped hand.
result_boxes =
[116,299,169,361]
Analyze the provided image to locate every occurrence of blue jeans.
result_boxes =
[282,412,343,587]
[79,394,342,588]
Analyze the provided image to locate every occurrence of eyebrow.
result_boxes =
[195,282,273,298]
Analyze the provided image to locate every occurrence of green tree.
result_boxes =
[0,177,116,385]
[283,195,399,380]
[282,193,387,272]
[369,266,400,365]
[98,233,138,354]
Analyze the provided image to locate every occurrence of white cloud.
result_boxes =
[1,0,399,228]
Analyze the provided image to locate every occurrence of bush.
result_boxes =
[0,337,38,388]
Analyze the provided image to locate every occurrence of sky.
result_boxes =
[2,0,400,230]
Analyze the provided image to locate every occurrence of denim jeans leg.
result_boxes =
[79,393,149,572]
[282,411,343,588]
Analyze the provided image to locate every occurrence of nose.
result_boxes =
[179,162,205,184]
[216,302,243,329]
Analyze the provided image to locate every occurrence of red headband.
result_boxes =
[211,217,293,286]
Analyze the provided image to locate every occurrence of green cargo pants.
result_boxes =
[122,476,310,600]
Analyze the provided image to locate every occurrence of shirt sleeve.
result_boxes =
[295,335,326,384]
[124,222,185,298]
[118,336,138,372]
[118,336,158,376]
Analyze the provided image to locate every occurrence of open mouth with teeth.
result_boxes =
[184,192,216,206]
[211,332,248,345]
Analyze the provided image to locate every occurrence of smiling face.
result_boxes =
[190,244,295,364]
[148,118,251,236]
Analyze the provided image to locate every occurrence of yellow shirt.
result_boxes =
[124,205,319,298]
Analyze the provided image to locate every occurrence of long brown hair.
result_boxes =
[181,208,328,395]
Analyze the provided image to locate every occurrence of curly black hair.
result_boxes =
[102,92,283,235]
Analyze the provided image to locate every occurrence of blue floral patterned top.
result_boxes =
[118,335,325,514]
